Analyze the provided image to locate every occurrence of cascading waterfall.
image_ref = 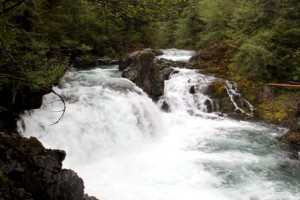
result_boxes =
[18,50,300,200]
[225,80,255,116]
[157,49,196,61]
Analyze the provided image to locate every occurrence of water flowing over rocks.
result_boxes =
[119,49,187,101]
[204,78,254,119]
[188,42,300,153]
[0,133,98,200]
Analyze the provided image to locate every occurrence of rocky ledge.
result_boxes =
[119,48,186,101]
[0,133,98,200]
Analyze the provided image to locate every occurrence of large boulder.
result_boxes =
[0,133,98,200]
[119,49,188,101]
[119,49,164,101]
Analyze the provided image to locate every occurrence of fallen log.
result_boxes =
[267,83,300,89]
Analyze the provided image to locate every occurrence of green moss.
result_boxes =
[257,93,298,124]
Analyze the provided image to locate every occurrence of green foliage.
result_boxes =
[1,0,299,85]
[229,30,276,80]
[155,0,300,82]
[24,58,68,85]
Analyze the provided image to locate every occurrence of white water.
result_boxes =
[18,50,300,200]
[157,49,195,62]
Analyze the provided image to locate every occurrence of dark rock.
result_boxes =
[0,82,48,132]
[160,67,174,80]
[296,102,300,117]
[204,99,213,113]
[83,194,100,200]
[0,133,91,200]
[119,49,164,101]
[47,169,84,200]
[189,86,196,94]
[204,79,254,119]
[161,101,170,112]
[96,56,119,65]
[119,49,191,101]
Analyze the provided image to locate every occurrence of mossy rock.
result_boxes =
[284,130,300,145]
[205,79,227,99]
[205,79,234,113]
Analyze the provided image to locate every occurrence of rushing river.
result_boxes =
[18,49,300,200]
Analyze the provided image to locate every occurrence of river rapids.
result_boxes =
[18,49,300,200]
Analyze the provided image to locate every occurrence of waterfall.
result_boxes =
[225,80,255,116]
[158,68,215,115]
[18,50,300,200]
[157,49,195,61]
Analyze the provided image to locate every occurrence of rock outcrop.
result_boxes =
[0,83,49,132]
[120,49,164,101]
[120,49,174,101]
[0,133,98,200]
[204,78,254,119]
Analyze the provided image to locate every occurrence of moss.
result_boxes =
[206,79,227,98]
[257,93,298,124]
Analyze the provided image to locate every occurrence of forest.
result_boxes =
[0,0,299,124]
[1,0,299,84]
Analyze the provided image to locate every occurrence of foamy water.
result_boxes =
[18,50,300,200]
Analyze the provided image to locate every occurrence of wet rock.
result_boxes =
[189,86,196,94]
[204,79,253,119]
[119,49,164,101]
[0,133,92,200]
[119,49,191,101]
[83,194,100,200]
[161,101,170,112]
[204,99,214,113]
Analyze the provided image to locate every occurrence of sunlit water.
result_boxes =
[18,50,300,200]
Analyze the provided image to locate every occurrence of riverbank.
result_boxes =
[186,42,300,153]
[117,47,300,154]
